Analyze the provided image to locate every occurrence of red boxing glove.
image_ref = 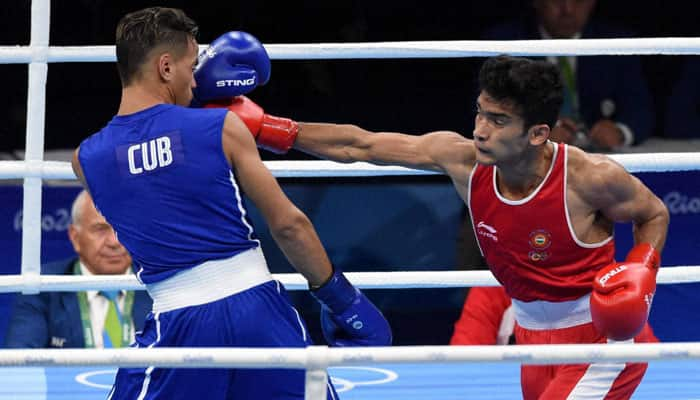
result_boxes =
[590,244,660,341]
[205,96,298,154]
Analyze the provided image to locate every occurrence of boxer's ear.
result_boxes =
[528,124,549,146]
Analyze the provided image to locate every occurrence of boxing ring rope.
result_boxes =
[0,267,698,293]
[6,2,700,398]
[0,342,699,368]
[1,151,700,181]
[1,342,699,398]
[4,37,700,63]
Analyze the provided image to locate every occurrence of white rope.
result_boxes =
[610,153,700,173]
[2,38,700,63]
[0,342,698,368]
[1,152,699,181]
[0,160,436,179]
[20,0,51,291]
[0,267,696,293]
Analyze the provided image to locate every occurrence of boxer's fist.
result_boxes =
[310,268,392,347]
[193,31,270,103]
[590,244,660,341]
[205,96,298,154]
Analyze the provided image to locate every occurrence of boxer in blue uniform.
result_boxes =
[71,7,391,399]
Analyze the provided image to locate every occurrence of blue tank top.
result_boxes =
[78,104,260,284]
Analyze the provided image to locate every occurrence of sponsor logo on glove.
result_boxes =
[598,264,628,285]
[215,77,256,88]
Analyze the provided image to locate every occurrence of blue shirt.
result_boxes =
[79,104,259,284]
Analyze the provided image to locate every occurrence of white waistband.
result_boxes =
[511,294,592,330]
[146,247,273,313]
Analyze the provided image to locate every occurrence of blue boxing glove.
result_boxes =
[310,268,392,347]
[193,31,270,104]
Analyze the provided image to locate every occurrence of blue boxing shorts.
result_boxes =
[108,248,338,399]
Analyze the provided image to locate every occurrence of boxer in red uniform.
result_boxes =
[199,54,668,399]
[450,286,515,345]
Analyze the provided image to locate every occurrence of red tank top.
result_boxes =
[468,142,615,302]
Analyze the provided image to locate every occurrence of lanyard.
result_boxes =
[557,56,580,120]
[74,261,134,348]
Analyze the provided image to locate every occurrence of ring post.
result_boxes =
[21,0,51,294]
[305,345,330,400]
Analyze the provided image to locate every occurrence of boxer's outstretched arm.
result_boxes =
[297,122,475,176]
[222,112,332,286]
[220,96,475,178]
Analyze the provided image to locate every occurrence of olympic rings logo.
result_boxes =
[75,366,399,392]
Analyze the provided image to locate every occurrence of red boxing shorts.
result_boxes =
[512,294,658,400]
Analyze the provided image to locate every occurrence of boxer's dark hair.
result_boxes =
[478,55,563,130]
[116,7,198,86]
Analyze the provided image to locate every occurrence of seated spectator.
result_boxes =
[664,56,700,138]
[451,286,514,345]
[483,0,654,151]
[5,190,151,348]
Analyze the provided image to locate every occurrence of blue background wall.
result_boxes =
[1,171,698,345]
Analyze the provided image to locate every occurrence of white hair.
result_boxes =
[70,190,91,227]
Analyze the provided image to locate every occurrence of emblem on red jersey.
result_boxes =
[529,229,552,250]
[528,251,549,261]
[528,229,551,261]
